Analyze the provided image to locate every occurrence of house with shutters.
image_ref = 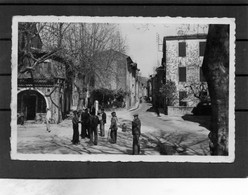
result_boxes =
[162,33,208,110]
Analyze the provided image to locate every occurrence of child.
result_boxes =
[72,110,81,145]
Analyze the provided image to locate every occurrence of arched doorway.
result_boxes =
[18,89,47,121]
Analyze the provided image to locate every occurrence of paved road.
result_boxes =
[130,102,210,155]
[17,102,210,155]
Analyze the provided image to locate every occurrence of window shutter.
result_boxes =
[179,42,186,57]
[200,67,206,82]
[199,42,206,56]
[179,67,186,82]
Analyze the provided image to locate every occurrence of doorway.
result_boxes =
[23,95,37,120]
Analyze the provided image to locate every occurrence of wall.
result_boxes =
[94,50,128,91]
[165,38,206,106]
[167,106,194,116]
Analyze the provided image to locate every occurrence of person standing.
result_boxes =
[89,111,100,145]
[46,108,52,132]
[109,112,118,143]
[155,99,160,117]
[91,105,96,116]
[132,114,141,155]
[72,110,81,145]
[81,108,91,139]
[99,108,106,137]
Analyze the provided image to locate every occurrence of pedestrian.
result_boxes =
[46,108,51,132]
[155,100,160,117]
[99,108,106,137]
[109,111,118,143]
[81,108,91,139]
[91,105,96,116]
[72,110,81,145]
[20,111,24,125]
[89,111,100,145]
[132,114,141,155]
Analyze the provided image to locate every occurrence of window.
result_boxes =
[179,42,186,57]
[200,67,206,82]
[179,67,186,82]
[199,42,206,56]
[179,91,187,106]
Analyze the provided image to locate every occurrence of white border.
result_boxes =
[11,16,236,162]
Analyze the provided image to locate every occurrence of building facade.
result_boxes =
[17,24,72,124]
[71,50,140,110]
[163,34,207,107]
[18,57,72,124]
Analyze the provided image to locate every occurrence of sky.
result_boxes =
[117,23,208,78]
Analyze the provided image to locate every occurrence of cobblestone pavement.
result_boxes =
[17,103,210,155]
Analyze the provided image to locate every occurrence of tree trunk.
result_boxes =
[202,24,229,155]
[77,88,85,110]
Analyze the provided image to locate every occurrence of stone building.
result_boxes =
[17,24,72,124]
[72,50,140,110]
[137,76,148,99]
[126,58,140,109]
[146,77,152,101]
[162,34,207,108]
[18,56,72,124]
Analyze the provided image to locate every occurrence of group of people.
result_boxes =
[71,107,142,155]
[71,108,119,146]
[46,105,142,155]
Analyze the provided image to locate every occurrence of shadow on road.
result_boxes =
[182,114,211,130]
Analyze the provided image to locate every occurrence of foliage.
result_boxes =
[184,82,209,102]
[115,88,128,102]
[159,80,177,106]
[91,88,128,108]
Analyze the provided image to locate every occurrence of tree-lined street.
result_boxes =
[17,101,210,155]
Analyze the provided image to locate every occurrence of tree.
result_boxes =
[18,23,61,79]
[202,24,229,156]
[159,80,177,106]
[18,22,71,123]
[184,82,209,103]
[40,23,126,110]
[176,24,208,36]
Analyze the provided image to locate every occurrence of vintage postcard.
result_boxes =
[11,16,235,162]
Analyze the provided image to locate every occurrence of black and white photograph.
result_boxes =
[11,16,235,162]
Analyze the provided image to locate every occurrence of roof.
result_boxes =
[164,33,207,41]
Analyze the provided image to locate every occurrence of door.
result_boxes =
[24,95,37,120]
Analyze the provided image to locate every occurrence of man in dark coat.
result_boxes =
[99,108,107,137]
[89,111,100,145]
[72,110,81,145]
[81,108,91,139]
[132,114,141,155]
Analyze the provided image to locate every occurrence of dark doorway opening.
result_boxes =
[24,95,37,120]
[18,90,47,123]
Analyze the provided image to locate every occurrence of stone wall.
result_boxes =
[165,38,206,106]
[167,106,194,116]
[36,86,63,124]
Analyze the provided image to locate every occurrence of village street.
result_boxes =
[17,102,211,156]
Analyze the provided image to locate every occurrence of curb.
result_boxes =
[128,102,140,112]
